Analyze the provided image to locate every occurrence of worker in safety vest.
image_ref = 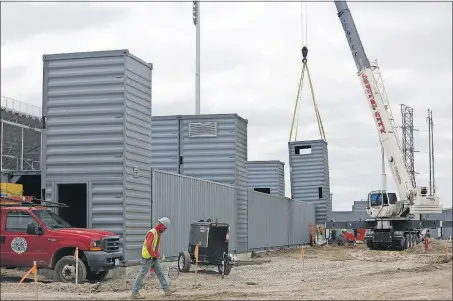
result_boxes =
[131,217,175,299]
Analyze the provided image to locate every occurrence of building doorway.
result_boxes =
[57,183,87,228]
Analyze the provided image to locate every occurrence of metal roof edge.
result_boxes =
[247,160,285,165]
[152,113,248,123]
[43,49,130,61]
[288,139,327,145]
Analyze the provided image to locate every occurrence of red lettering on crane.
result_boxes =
[361,73,386,133]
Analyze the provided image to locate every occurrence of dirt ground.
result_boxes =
[1,240,452,300]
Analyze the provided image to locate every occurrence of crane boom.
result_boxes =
[334,1,441,215]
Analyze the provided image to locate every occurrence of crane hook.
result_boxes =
[301,46,308,63]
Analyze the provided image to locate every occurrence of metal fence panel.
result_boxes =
[151,170,237,259]
[247,191,290,250]
[289,201,316,245]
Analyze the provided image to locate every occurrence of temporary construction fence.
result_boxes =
[151,169,237,258]
[151,169,316,259]
[248,191,315,250]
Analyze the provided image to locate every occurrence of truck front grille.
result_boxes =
[103,236,120,253]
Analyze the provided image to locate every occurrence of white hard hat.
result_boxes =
[158,217,171,228]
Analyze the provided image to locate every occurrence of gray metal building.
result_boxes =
[247,160,285,197]
[352,200,368,211]
[288,139,331,224]
[151,114,249,251]
[41,49,153,261]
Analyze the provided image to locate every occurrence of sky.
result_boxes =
[1,1,452,211]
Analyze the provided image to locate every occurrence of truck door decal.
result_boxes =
[11,237,27,254]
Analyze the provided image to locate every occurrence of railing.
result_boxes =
[1,96,42,118]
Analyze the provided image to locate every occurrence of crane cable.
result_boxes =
[289,3,326,142]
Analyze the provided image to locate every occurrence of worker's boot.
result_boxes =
[164,287,176,296]
[131,292,145,299]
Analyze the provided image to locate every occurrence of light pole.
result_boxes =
[192,1,201,115]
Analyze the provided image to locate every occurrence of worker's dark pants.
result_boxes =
[132,257,168,293]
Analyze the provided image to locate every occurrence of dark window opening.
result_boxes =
[57,183,87,228]
[295,145,312,155]
[254,188,271,194]
[318,187,323,199]
[5,211,38,232]
[388,193,397,204]
[16,175,42,202]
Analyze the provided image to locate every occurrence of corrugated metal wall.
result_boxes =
[248,191,290,249]
[235,117,249,252]
[288,139,330,224]
[290,201,316,245]
[247,161,285,197]
[151,117,179,173]
[41,49,153,261]
[247,191,315,250]
[152,170,237,258]
[151,114,249,252]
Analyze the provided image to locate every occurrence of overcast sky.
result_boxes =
[1,1,451,211]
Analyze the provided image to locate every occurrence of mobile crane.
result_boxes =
[325,1,449,250]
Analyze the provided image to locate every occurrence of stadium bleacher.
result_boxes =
[1,96,42,171]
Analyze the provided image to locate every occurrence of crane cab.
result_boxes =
[366,190,400,218]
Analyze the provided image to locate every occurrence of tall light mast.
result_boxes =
[192,1,201,114]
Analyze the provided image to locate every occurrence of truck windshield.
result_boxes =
[369,193,389,207]
[32,209,72,229]
[369,193,382,207]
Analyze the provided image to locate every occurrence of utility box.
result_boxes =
[151,113,249,251]
[41,49,153,262]
[288,139,331,224]
[247,160,285,197]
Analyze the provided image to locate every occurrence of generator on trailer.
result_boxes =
[325,1,451,250]
[178,219,234,278]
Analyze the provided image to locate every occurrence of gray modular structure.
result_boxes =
[151,114,249,251]
[41,49,153,261]
[247,160,285,197]
[248,191,315,250]
[288,139,331,224]
[424,208,453,239]
[151,169,237,257]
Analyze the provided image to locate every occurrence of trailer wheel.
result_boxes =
[218,263,231,279]
[178,251,191,273]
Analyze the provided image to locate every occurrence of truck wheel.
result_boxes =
[408,233,413,248]
[178,251,191,273]
[412,234,417,247]
[86,271,109,282]
[403,234,409,250]
[54,255,87,284]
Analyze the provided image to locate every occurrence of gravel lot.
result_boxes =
[1,240,452,300]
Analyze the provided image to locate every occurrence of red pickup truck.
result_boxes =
[0,197,124,283]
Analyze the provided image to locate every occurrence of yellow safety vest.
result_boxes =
[142,228,159,259]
